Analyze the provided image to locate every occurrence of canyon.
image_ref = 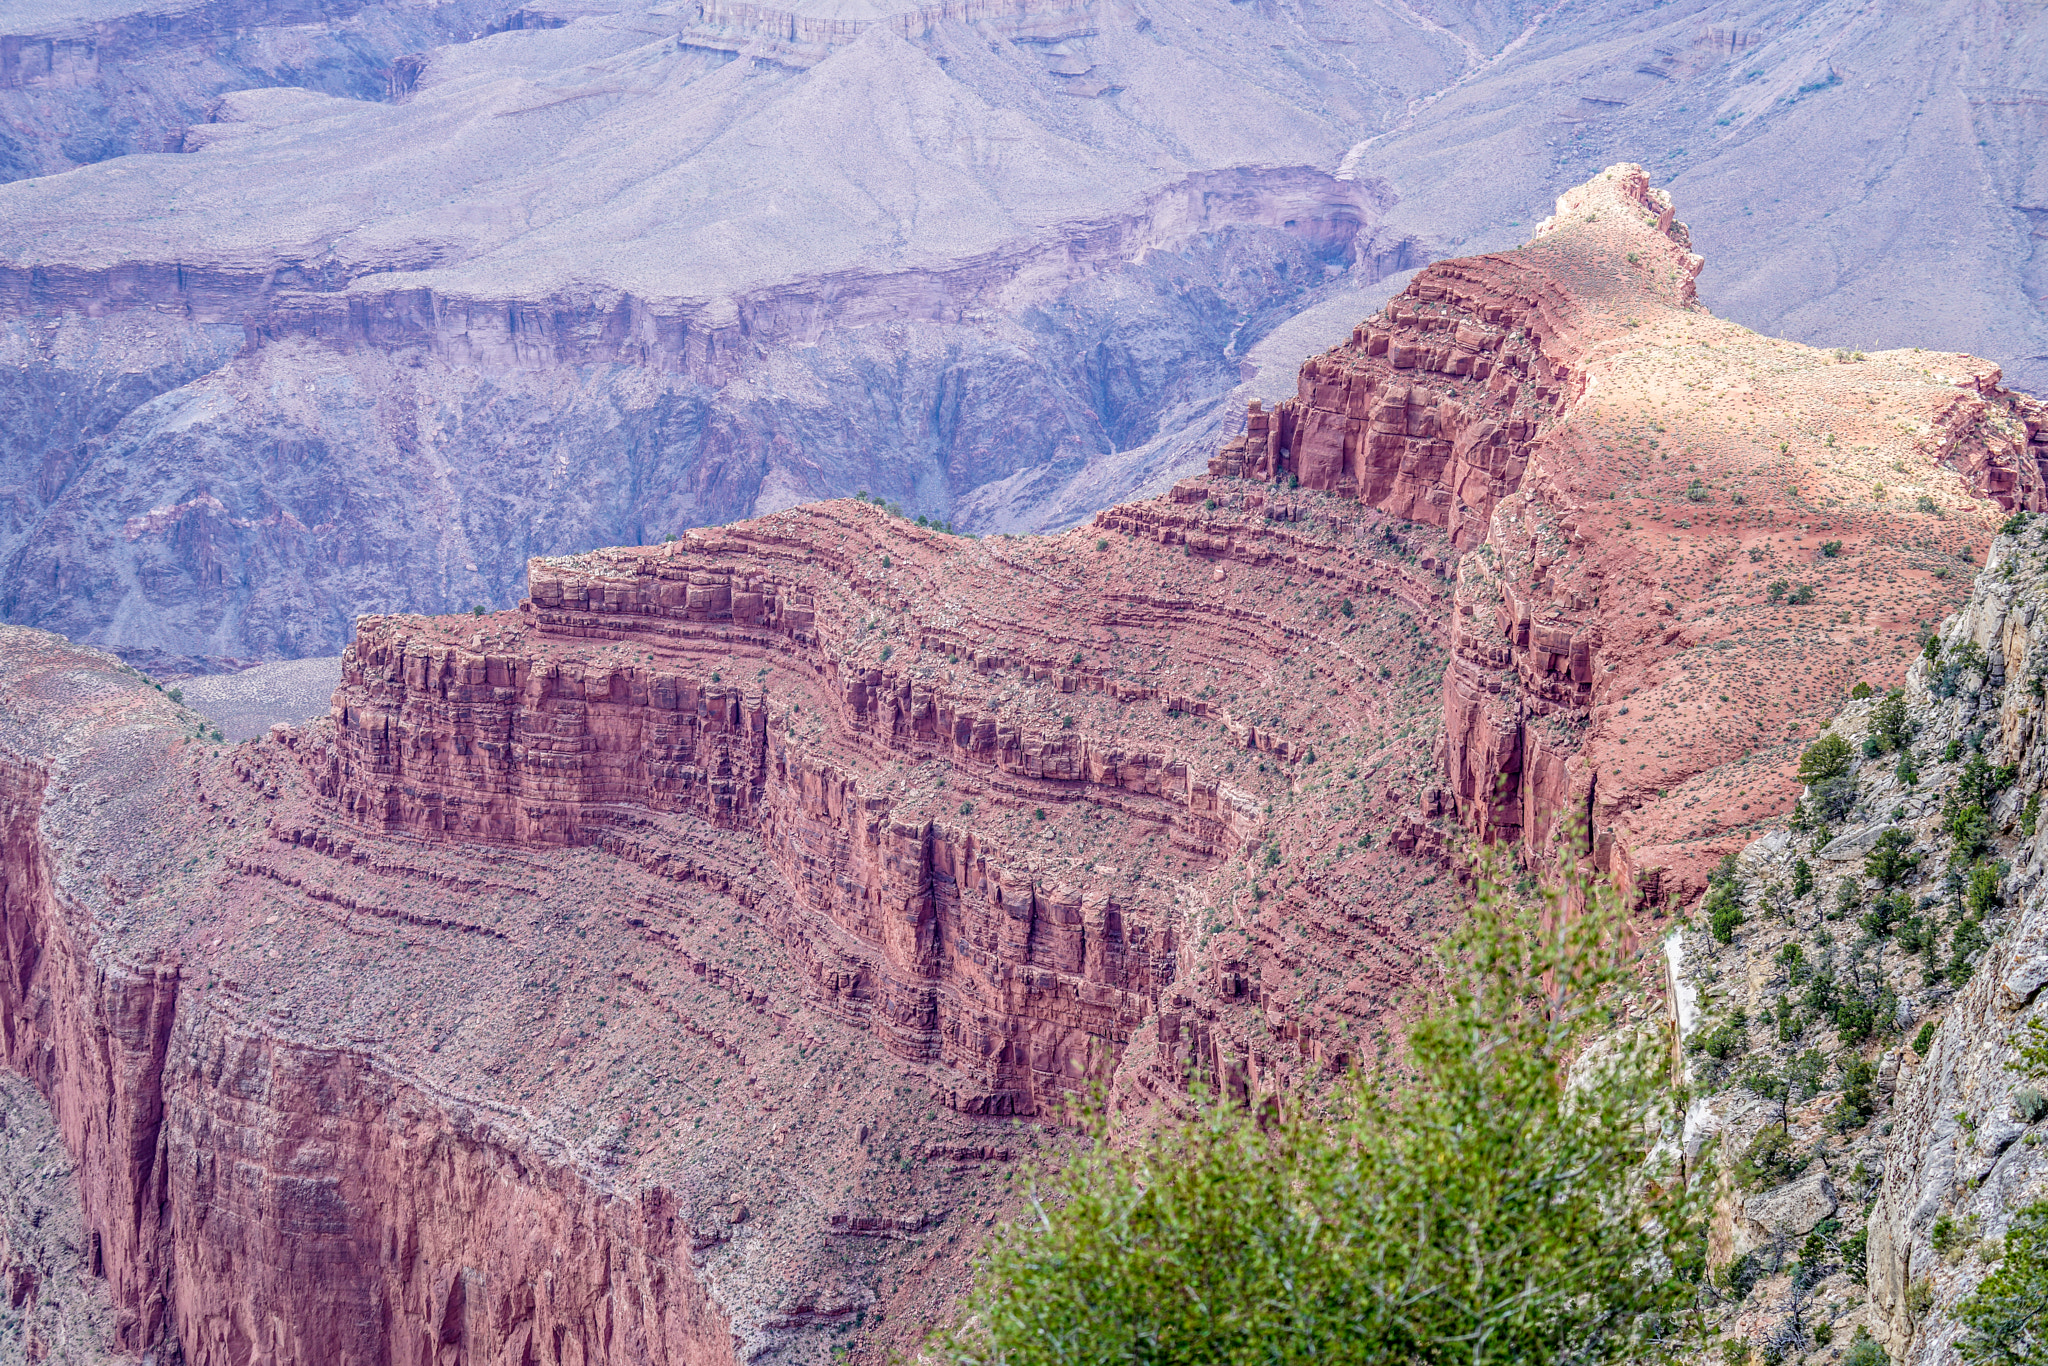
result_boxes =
[1,0,2044,669]
[1,164,2045,1362]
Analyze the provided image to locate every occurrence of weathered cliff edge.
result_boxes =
[1220,164,2048,911]
[0,466,1474,1360]
[0,646,737,1363]
[7,165,2044,1363]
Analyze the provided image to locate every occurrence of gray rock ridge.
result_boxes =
[1665,514,2048,1361]
[0,0,515,184]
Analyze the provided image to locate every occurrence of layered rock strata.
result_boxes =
[0,470,1471,1361]
[1220,165,2048,908]
[14,163,2048,1363]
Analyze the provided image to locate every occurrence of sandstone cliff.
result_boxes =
[7,164,2046,1364]
[1221,164,2048,914]
[0,466,1475,1360]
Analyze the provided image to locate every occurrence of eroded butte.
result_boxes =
[1,165,2042,1364]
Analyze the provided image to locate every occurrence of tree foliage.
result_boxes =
[1957,1201,2048,1365]
[939,855,1706,1366]
[1798,733,1854,785]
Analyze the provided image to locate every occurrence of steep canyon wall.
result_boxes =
[1223,165,2048,908]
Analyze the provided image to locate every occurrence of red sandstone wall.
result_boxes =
[0,750,738,1365]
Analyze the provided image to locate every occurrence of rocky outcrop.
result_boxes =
[1653,514,2048,1361]
[1223,164,2048,908]
[303,486,1464,1117]
[0,450,1477,1360]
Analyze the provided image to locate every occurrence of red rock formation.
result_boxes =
[15,164,2041,1364]
[1221,164,2048,906]
[0,468,1473,1361]
[302,485,1467,1117]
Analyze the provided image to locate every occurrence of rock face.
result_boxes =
[0,464,1474,1360]
[1222,164,2048,909]
[1651,515,2048,1362]
[5,1,2047,670]
[5,164,2044,1364]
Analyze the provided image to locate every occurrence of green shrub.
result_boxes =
[1912,1021,1937,1056]
[1830,1057,1878,1130]
[1850,680,1874,699]
[1768,579,1790,603]
[1951,916,1991,985]
[1790,584,1817,604]
[1897,915,1934,954]
[1843,1326,1886,1366]
[1841,1224,1869,1280]
[1947,801,1994,863]
[2003,511,2032,536]
[1836,993,1879,1045]
[2024,793,2042,837]
[1792,858,1815,899]
[1969,862,2005,918]
[1798,733,1854,785]
[939,855,1705,1366]
[1708,883,1745,942]
[1867,827,1921,888]
[1958,1201,2048,1363]
[1735,1125,1806,1191]
[1870,687,1914,752]
[1821,540,1844,558]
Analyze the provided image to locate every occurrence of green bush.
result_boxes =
[1947,801,1994,863]
[1843,1326,1886,1366]
[939,857,1705,1366]
[1969,862,2005,918]
[1708,882,1745,942]
[1735,1125,1806,1191]
[1841,1225,1869,1280]
[1951,916,1991,985]
[1870,688,1913,752]
[1866,827,1921,888]
[1830,1057,1878,1131]
[1850,680,1874,700]
[1790,584,1817,604]
[1798,733,1854,785]
[1912,1021,1937,1056]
